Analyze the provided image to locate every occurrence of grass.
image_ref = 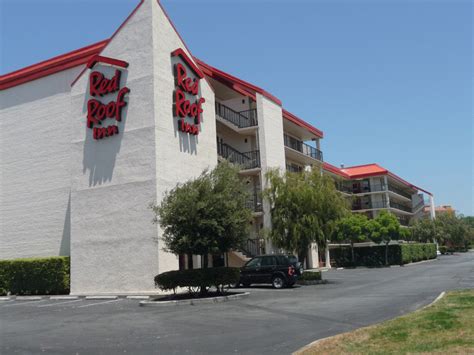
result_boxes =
[297,289,474,355]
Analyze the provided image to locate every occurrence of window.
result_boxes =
[261,256,275,266]
[245,257,261,268]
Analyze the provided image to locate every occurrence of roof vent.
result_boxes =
[340,164,345,169]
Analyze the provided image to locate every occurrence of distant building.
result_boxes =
[323,163,435,226]
[423,205,455,218]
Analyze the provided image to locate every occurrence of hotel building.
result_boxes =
[0,0,433,294]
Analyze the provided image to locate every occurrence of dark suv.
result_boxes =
[238,254,303,289]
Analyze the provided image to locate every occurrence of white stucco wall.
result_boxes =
[0,66,83,259]
[256,93,285,253]
[151,0,217,274]
[69,0,159,294]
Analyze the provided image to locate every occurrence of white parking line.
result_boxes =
[37,299,83,308]
[77,299,121,308]
[0,300,47,308]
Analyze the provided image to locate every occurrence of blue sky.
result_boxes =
[1,0,472,215]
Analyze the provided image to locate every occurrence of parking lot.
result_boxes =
[1,252,473,354]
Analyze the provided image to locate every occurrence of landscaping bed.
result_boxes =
[297,271,327,285]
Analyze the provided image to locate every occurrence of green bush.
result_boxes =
[439,246,448,254]
[0,257,70,296]
[331,243,436,267]
[299,271,322,281]
[154,267,240,294]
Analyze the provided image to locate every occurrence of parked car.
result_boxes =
[237,254,303,289]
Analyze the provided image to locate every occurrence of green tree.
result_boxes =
[410,218,437,243]
[151,162,252,268]
[367,211,401,265]
[334,214,369,264]
[264,168,348,265]
[436,214,472,251]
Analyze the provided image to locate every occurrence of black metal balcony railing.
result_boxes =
[397,216,411,226]
[387,184,413,200]
[412,200,426,212]
[215,102,258,128]
[390,201,412,213]
[245,188,263,212]
[217,140,261,170]
[336,183,353,194]
[283,134,323,161]
[286,163,303,173]
[240,238,265,258]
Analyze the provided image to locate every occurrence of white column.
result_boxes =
[429,195,436,220]
[325,243,331,268]
[306,243,319,269]
[383,176,390,208]
[256,93,285,255]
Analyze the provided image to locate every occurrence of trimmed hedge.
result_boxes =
[0,257,70,296]
[154,267,240,294]
[330,243,436,267]
[299,271,322,281]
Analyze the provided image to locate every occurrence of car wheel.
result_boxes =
[272,275,285,289]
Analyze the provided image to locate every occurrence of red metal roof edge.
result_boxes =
[0,40,108,90]
[322,162,350,178]
[340,163,432,195]
[194,57,282,106]
[171,48,204,79]
[282,109,324,138]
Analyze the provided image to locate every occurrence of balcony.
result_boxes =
[284,134,323,162]
[390,201,412,213]
[215,102,258,129]
[286,163,303,173]
[217,140,260,170]
[245,188,263,213]
[387,184,413,200]
[240,238,265,258]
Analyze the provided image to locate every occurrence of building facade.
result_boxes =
[0,0,433,294]
[323,162,435,225]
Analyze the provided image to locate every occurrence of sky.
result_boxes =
[1,0,472,215]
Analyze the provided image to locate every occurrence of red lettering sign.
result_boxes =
[86,68,130,140]
[172,51,205,136]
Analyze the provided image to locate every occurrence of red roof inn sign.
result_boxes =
[172,49,205,136]
[86,56,130,140]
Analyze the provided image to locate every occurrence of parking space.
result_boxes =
[1,253,473,354]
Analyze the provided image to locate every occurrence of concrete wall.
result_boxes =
[151,0,217,274]
[216,122,256,152]
[256,93,285,253]
[0,67,83,259]
[69,0,158,294]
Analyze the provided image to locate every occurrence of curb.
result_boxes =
[126,295,150,300]
[15,296,43,301]
[403,258,438,267]
[292,290,447,355]
[0,297,12,301]
[49,296,80,300]
[139,292,250,307]
[85,295,118,300]
[297,280,327,286]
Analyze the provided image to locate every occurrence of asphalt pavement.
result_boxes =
[1,252,473,354]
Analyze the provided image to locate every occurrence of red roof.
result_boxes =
[323,162,350,178]
[283,109,323,138]
[323,163,432,195]
[0,40,108,90]
[340,163,388,179]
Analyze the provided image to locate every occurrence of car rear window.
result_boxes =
[288,256,298,264]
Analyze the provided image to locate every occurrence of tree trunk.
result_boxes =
[385,242,389,266]
[202,254,208,269]
[351,241,355,264]
[298,250,307,268]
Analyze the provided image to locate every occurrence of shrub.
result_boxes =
[331,243,436,267]
[439,246,448,254]
[154,267,240,295]
[0,257,70,296]
[299,271,322,281]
